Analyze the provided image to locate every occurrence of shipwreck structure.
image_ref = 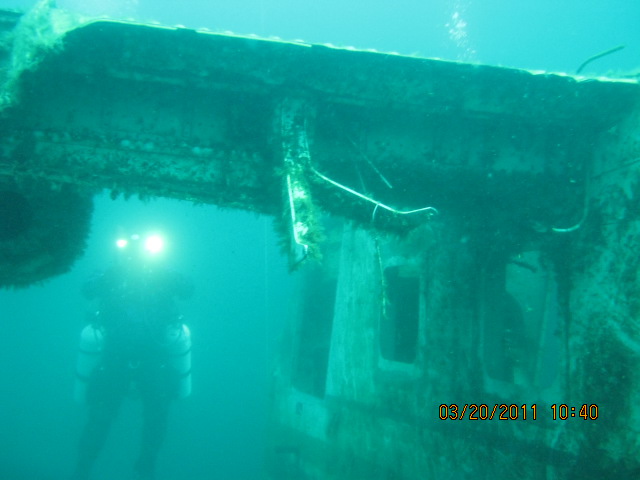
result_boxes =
[1,2,640,479]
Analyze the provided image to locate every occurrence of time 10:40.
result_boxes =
[550,404,598,420]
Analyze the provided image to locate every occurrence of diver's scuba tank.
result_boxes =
[165,323,192,399]
[74,323,104,404]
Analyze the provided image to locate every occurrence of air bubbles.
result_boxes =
[445,2,476,61]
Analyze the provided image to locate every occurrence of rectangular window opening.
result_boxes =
[291,271,336,398]
[380,265,420,364]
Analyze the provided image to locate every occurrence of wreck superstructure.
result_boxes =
[1,3,640,479]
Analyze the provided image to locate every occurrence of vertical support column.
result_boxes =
[280,98,320,269]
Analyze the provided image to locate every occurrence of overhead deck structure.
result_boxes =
[1,2,640,479]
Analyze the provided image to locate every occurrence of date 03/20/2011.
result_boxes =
[438,404,599,421]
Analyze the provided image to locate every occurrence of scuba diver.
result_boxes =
[71,232,193,480]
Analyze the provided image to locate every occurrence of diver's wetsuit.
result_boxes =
[72,266,192,480]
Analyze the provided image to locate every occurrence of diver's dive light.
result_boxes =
[144,234,164,254]
[115,232,166,257]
